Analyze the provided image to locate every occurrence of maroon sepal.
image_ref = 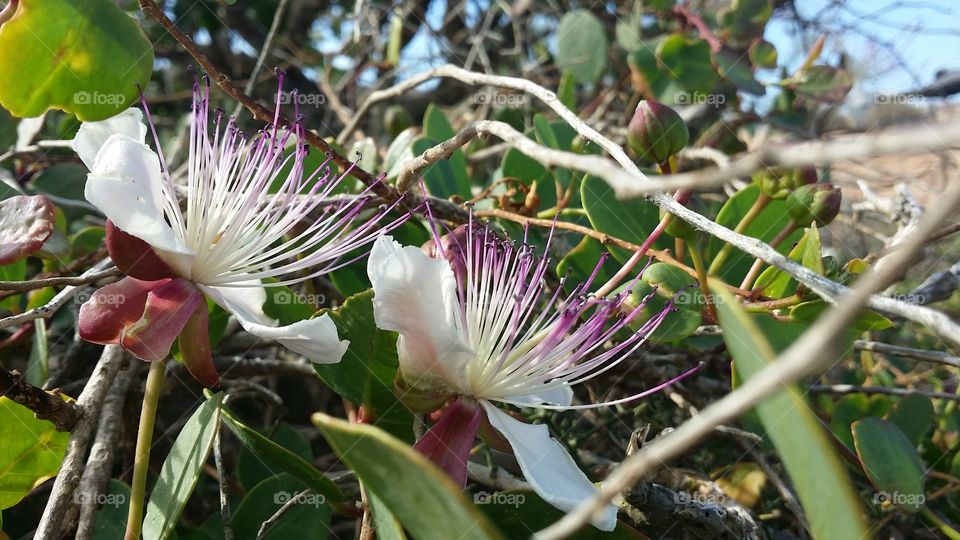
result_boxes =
[105,220,178,281]
[413,398,482,487]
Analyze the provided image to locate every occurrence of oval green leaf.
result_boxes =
[0,0,154,121]
[142,393,223,540]
[852,417,926,513]
[311,412,502,540]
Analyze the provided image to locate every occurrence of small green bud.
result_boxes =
[627,99,689,164]
[753,167,818,199]
[786,183,842,226]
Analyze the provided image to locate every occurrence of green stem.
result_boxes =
[742,294,804,313]
[708,192,771,275]
[686,241,716,321]
[921,507,960,540]
[125,360,166,540]
[535,207,587,219]
[739,219,798,291]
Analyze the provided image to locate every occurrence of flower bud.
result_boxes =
[785,184,842,226]
[421,225,469,281]
[627,99,689,164]
[753,167,818,199]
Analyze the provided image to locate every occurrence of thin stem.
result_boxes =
[686,241,716,322]
[708,193,771,275]
[742,294,804,313]
[739,220,798,291]
[594,161,689,298]
[125,360,166,540]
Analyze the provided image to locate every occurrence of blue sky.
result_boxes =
[765,0,960,94]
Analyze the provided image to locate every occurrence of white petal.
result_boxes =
[367,235,473,391]
[200,284,349,364]
[84,135,191,257]
[499,384,574,408]
[482,402,618,531]
[72,108,147,170]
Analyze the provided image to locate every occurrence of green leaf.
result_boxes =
[312,412,502,540]
[231,474,331,540]
[754,224,822,298]
[501,147,546,183]
[413,137,472,199]
[557,72,576,112]
[219,405,344,504]
[417,105,471,198]
[555,10,608,84]
[627,281,701,343]
[829,394,891,451]
[384,128,418,180]
[91,480,131,540]
[0,259,27,310]
[476,490,643,539]
[887,394,935,448]
[0,0,154,121]
[790,301,893,332]
[783,66,853,103]
[557,236,617,295]
[716,0,773,41]
[713,49,765,96]
[0,397,69,509]
[369,491,406,540]
[713,287,869,539]
[581,175,663,263]
[852,418,926,512]
[236,423,313,492]
[26,318,49,386]
[706,184,803,283]
[142,394,223,540]
[314,290,413,442]
[656,35,717,93]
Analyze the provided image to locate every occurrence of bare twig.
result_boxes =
[256,489,312,540]
[73,357,139,540]
[35,345,127,539]
[0,267,119,293]
[0,366,78,431]
[535,162,960,539]
[808,384,960,401]
[854,340,960,369]
[214,425,234,540]
[230,0,290,118]
[0,259,113,331]
[401,118,960,347]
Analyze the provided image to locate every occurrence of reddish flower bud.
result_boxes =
[421,225,470,281]
[627,99,689,164]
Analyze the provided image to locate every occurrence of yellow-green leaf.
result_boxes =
[0,397,69,509]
